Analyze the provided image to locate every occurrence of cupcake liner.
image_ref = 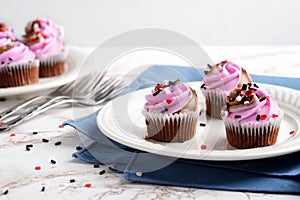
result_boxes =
[222,113,283,149]
[142,109,199,142]
[0,60,39,88]
[39,51,66,77]
[202,89,226,119]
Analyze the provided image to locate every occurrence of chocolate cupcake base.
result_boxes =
[39,53,66,78]
[0,62,39,88]
[143,110,198,142]
[202,89,226,119]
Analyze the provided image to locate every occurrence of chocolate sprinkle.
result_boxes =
[161,108,168,114]
[153,88,163,96]
[99,170,106,175]
[42,138,49,143]
[93,164,100,168]
[54,141,62,146]
[76,146,83,151]
[256,94,260,99]
[241,84,247,90]
[249,87,257,91]
[8,57,12,61]
[226,103,230,110]
[3,189,8,195]
[259,97,266,102]
[32,131,38,135]
[70,179,76,183]
[234,115,241,119]
[201,83,205,89]
[256,114,261,121]
[1,61,5,64]
[50,159,56,164]
[26,144,33,151]
[41,186,45,192]
[254,83,259,88]
[199,123,206,127]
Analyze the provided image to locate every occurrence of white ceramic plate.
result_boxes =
[97,82,300,161]
[0,45,88,97]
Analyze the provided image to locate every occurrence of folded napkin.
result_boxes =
[63,65,300,194]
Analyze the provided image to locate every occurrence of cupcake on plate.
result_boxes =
[143,80,199,142]
[23,18,65,77]
[0,41,39,88]
[221,83,283,149]
[0,23,16,41]
[201,60,252,119]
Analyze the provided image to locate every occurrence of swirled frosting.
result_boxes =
[202,60,252,93]
[0,23,16,40]
[25,18,61,38]
[26,36,63,58]
[221,83,281,123]
[144,80,197,115]
[0,42,36,67]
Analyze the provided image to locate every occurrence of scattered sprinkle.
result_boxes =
[10,133,16,137]
[41,186,45,192]
[201,83,205,89]
[241,84,247,90]
[26,144,33,151]
[99,170,106,175]
[199,123,206,127]
[54,141,62,146]
[153,88,163,96]
[42,138,49,143]
[200,144,207,149]
[0,121,5,125]
[290,130,295,135]
[161,108,168,114]
[254,83,259,88]
[76,146,83,151]
[8,57,12,61]
[93,164,100,168]
[244,101,250,105]
[272,114,278,118]
[260,114,267,120]
[58,125,63,128]
[166,99,172,104]
[50,159,56,164]
[256,115,261,121]
[35,166,41,170]
[70,179,76,183]
[256,94,260,99]
[259,97,266,102]
[236,96,242,102]
[32,131,38,135]
[85,183,92,188]
[3,189,8,195]
[266,96,270,102]
[234,115,241,119]
[136,172,143,177]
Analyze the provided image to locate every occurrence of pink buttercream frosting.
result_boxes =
[144,80,196,115]
[202,60,252,93]
[25,18,61,38]
[0,42,36,67]
[26,36,63,58]
[0,23,16,40]
[222,84,281,123]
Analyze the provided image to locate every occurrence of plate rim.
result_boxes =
[97,82,300,161]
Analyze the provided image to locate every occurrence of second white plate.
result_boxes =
[97,82,300,161]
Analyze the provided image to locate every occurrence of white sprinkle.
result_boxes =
[163,80,169,85]
[244,101,250,104]
[257,108,261,114]
[136,172,143,177]
[236,96,242,102]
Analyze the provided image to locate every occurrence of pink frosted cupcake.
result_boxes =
[221,83,283,149]
[0,23,16,41]
[143,80,199,142]
[0,41,39,88]
[201,60,252,119]
[24,18,65,77]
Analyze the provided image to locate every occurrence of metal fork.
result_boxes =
[0,72,125,131]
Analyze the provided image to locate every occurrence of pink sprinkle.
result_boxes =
[290,130,295,135]
[10,133,16,137]
[200,144,207,149]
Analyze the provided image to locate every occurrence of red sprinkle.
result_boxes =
[290,130,295,135]
[10,133,16,137]
[266,96,270,102]
[272,114,278,118]
[35,166,41,170]
[85,183,92,188]
[166,99,172,104]
[58,125,63,128]
[200,144,207,149]
[0,121,5,125]
[260,114,267,120]
[154,84,163,91]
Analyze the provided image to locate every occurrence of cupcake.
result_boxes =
[221,83,283,149]
[143,80,199,142]
[0,41,39,88]
[0,23,16,41]
[201,60,252,119]
[23,18,65,77]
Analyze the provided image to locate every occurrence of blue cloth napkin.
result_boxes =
[63,65,300,194]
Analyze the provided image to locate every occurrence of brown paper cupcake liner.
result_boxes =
[39,52,66,77]
[143,110,199,142]
[222,114,283,149]
[0,60,39,88]
[202,89,227,119]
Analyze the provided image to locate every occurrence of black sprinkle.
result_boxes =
[41,186,45,192]
[54,141,62,146]
[234,115,241,119]
[249,87,257,91]
[203,86,207,90]
[241,96,247,103]
[256,115,261,121]
[256,94,260,99]
[3,189,8,195]
[93,164,100,168]
[207,64,214,68]
[199,111,202,116]
[99,170,106,175]
[259,97,266,102]
[50,159,56,164]
[70,179,76,183]
[201,83,205,89]
[247,83,252,86]
[8,57,12,61]
[204,70,209,75]
[26,144,33,151]
[0,97,6,101]
[32,131,38,135]
[199,123,206,127]
[161,108,168,114]
[1,61,5,65]
[241,84,247,90]
[153,88,163,96]
[42,138,49,143]
[254,83,259,88]
[76,146,83,151]
[229,97,235,102]
[226,103,230,110]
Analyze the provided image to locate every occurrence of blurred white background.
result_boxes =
[1,0,300,46]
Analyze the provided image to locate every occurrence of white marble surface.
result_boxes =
[0,46,300,200]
